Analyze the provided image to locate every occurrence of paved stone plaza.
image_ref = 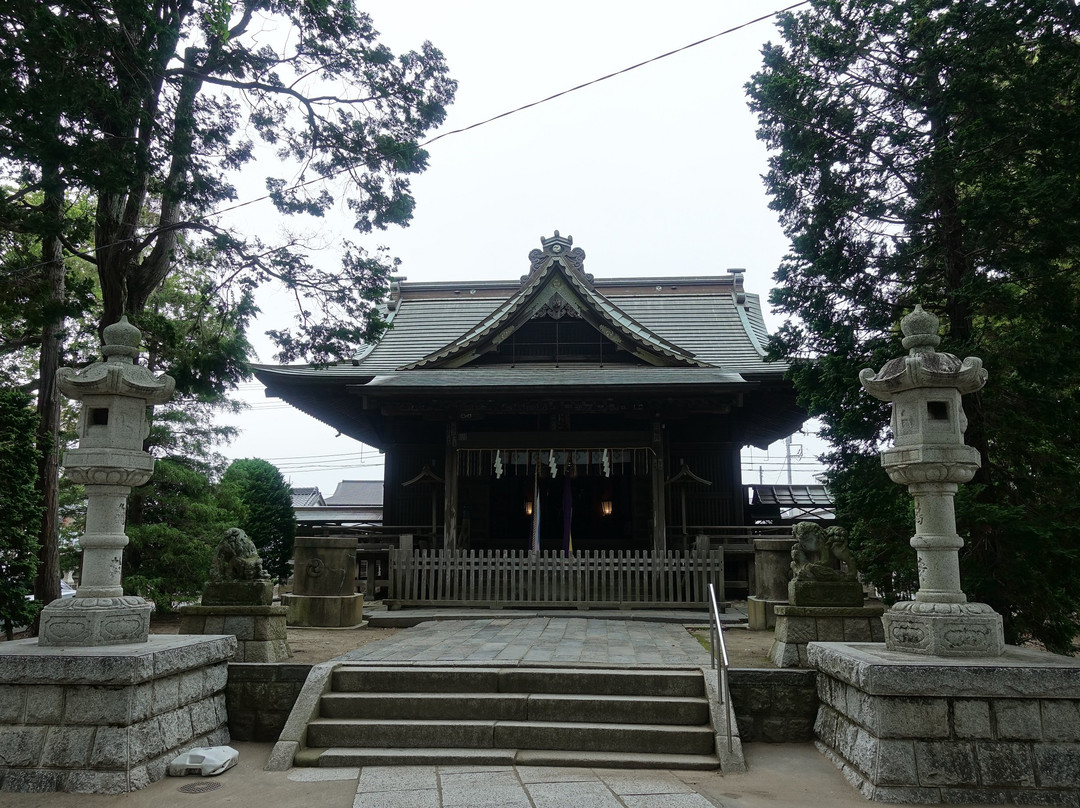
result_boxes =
[342,763,721,808]
[337,617,712,666]
[11,740,897,808]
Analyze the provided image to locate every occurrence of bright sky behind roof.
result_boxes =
[217,0,827,493]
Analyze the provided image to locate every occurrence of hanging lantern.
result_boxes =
[601,499,613,516]
[524,499,534,516]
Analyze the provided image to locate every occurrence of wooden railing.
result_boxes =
[386,549,724,610]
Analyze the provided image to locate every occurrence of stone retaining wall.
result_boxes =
[812,642,1080,804]
[0,635,234,794]
[728,668,819,742]
[226,663,313,741]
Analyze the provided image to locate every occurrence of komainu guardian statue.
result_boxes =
[209,527,270,583]
[788,522,863,607]
[201,528,273,606]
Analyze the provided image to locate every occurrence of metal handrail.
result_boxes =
[707,582,733,753]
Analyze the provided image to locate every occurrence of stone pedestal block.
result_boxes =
[747,596,784,631]
[789,579,864,608]
[283,593,364,628]
[882,600,1005,657]
[200,580,274,607]
[770,604,885,668]
[178,605,291,662]
[286,535,362,627]
[754,537,797,601]
[0,634,234,794]
[292,536,358,597]
[38,596,152,647]
[810,641,1080,804]
[748,537,797,631]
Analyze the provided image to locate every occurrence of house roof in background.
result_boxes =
[290,487,324,507]
[752,485,834,508]
[325,480,384,506]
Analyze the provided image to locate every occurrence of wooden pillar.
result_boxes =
[444,419,459,550]
[651,419,667,554]
[728,442,746,525]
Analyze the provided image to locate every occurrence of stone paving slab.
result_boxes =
[6,739,952,807]
[366,607,746,629]
[336,618,711,667]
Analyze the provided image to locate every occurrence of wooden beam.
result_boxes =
[456,430,651,449]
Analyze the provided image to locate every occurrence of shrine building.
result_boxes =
[253,232,805,594]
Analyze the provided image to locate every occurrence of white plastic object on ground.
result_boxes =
[166,746,239,777]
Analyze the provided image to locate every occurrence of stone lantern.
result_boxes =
[859,305,1004,656]
[38,316,175,646]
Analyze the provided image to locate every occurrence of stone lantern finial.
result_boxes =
[101,315,142,361]
[900,304,941,353]
[859,305,1004,657]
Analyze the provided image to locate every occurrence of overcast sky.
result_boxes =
[216,1,827,493]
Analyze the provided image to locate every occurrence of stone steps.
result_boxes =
[330,665,706,696]
[307,717,717,755]
[300,665,721,770]
[320,691,709,724]
[313,746,721,770]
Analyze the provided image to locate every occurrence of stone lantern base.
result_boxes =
[0,634,234,793]
[882,601,1005,657]
[38,596,152,647]
[811,641,1080,804]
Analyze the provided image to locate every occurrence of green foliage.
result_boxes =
[57,475,86,579]
[0,0,456,361]
[0,388,43,638]
[2,1,453,609]
[123,457,242,613]
[748,0,1080,652]
[221,459,296,581]
[0,190,98,383]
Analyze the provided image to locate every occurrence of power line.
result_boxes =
[8,2,809,276]
[416,2,811,150]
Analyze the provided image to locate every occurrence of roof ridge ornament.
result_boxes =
[528,230,588,277]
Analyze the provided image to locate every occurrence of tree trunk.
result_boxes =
[32,163,66,629]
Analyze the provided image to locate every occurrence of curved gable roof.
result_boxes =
[403,232,705,370]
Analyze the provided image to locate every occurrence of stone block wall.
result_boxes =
[226,663,313,742]
[179,605,291,662]
[0,635,235,794]
[770,605,885,668]
[729,668,819,742]
[811,642,1080,804]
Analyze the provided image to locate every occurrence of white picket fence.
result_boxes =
[386,549,724,609]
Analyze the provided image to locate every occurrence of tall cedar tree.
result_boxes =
[747,0,1080,652]
[221,458,296,582]
[0,1,455,609]
[0,389,43,640]
[0,193,97,614]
